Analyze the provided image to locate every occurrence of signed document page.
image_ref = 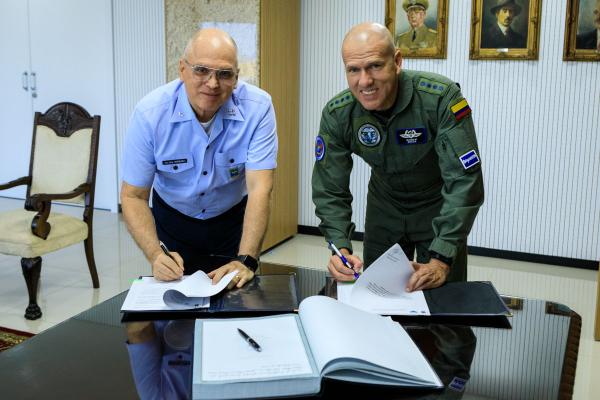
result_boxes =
[337,244,430,315]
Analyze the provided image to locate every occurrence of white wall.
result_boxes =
[298,0,600,261]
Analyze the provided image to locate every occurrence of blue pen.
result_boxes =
[328,241,360,280]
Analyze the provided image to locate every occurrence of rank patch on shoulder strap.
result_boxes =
[450,98,471,121]
[459,149,480,170]
[327,90,354,113]
[315,135,326,161]
[417,78,448,95]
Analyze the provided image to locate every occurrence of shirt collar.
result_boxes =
[497,22,509,35]
[391,72,413,116]
[169,80,245,123]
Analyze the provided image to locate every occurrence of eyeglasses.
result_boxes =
[184,59,237,83]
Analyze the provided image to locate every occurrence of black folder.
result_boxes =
[121,274,298,322]
[325,279,512,328]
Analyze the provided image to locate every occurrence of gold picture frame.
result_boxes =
[563,0,600,61]
[469,0,542,60]
[385,0,449,59]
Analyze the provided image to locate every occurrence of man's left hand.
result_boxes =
[207,260,255,290]
[406,258,450,292]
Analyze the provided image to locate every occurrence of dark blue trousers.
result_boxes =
[151,190,246,273]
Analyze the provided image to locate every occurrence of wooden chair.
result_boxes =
[0,102,100,320]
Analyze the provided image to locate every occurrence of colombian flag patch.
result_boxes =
[450,98,471,121]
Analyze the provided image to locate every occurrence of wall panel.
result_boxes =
[299,0,600,261]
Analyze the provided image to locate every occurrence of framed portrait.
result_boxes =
[563,0,600,61]
[385,0,448,59]
[469,0,542,60]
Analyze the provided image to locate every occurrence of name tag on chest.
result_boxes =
[396,128,427,146]
[162,158,188,165]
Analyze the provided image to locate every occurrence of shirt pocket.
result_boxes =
[214,150,247,182]
[156,153,195,183]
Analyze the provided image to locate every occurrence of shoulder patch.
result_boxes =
[449,97,471,121]
[417,78,448,96]
[327,90,354,113]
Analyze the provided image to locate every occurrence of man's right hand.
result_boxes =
[151,250,184,281]
[327,248,363,282]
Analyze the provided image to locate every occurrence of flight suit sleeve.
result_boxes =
[429,86,485,259]
[311,108,356,252]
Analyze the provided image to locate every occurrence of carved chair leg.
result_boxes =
[21,257,42,320]
[84,235,99,288]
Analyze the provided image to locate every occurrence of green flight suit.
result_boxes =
[311,70,484,282]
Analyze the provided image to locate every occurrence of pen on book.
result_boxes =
[328,241,360,280]
[238,328,262,352]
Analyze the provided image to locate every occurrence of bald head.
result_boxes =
[342,22,396,59]
[183,28,238,68]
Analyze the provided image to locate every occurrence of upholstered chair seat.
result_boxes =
[0,102,101,320]
[0,210,88,258]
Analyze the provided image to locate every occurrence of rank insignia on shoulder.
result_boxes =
[417,78,447,95]
[459,149,480,170]
[327,90,354,113]
[450,98,471,121]
[315,135,326,161]
[357,124,381,147]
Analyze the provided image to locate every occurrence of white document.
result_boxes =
[201,315,313,381]
[336,244,430,315]
[121,270,237,311]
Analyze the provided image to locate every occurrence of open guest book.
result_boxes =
[120,273,298,322]
[192,295,442,400]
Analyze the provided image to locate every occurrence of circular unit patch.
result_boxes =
[357,124,381,147]
[315,135,326,161]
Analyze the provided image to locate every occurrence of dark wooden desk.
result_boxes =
[0,262,581,400]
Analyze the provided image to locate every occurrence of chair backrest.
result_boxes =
[26,102,100,207]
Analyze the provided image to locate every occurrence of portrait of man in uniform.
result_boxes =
[563,0,600,61]
[395,0,438,50]
[386,0,448,58]
[480,0,529,49]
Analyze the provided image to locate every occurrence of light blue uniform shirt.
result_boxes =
[122,79,278,219]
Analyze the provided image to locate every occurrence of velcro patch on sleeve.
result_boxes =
[459,149,480,170]
[450,98,472,121]
[315,135,326,161]
[417,78,448,95]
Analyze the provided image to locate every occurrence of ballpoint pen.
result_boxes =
[159,241,176,261]
[238,328,262,352]
[328,241,360,280]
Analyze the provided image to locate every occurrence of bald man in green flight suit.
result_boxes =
[312,22,484,291]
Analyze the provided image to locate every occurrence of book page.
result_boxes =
[299,296,440,386]
[200,315,315,381]
[340,244,430,315]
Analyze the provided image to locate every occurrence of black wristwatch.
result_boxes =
[236,254,259,272]
[429,251,453,266]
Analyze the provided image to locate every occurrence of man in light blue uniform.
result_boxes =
[121,28,277,288]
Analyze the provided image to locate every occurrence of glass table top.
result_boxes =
[0,262,581,400]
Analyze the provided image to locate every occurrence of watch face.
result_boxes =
[237,255,258,271]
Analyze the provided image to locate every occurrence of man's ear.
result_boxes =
[394,49,403,74]
[178,59,186,80]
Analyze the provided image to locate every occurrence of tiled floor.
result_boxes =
[0,197,598,398]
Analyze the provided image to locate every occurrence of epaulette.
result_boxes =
[327,90,354,113]
[416,77,449,96]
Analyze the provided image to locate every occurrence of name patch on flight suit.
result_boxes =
[396,128,427,146]
[357,124,381,147]
[459,150,480,170]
